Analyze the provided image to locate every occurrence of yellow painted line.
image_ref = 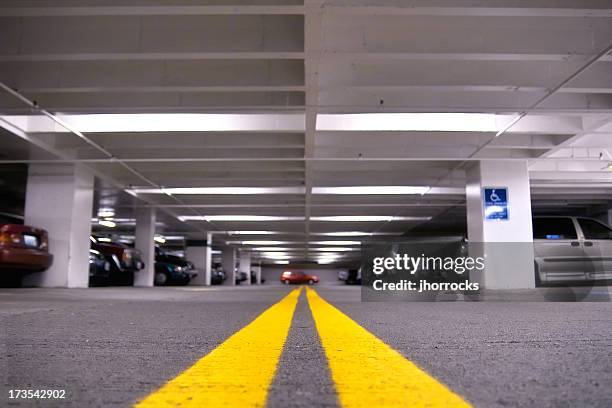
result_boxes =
[306,288,471,408]
[135,288,301,408]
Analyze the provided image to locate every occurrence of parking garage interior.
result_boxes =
[1,1,612,407]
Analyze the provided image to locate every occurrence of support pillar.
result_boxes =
[186,233,212,286]
[23,164,94,288]
[134,208,156,287]
[239,251,252,285]
[222,247,236,285]
[466,160,535,289]
[607,209,612,226]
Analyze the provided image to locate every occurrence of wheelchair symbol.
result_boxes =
[489,189,501,202]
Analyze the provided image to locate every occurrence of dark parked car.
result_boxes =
[155,247,196,275]
[280,270,319,285]
[211,268,226,285]
[154,247,196,286]
[0,224,53,286]
[154,261,192,286]
[235,271,248,284]
[91,238,144,285]
[89,249,111,285]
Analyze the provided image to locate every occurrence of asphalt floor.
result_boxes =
[1,285,611,407]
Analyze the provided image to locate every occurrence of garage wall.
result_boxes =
[262,266,345,285]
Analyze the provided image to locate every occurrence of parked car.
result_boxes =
[0,224,53,286]
[155,247,196,277]
[280,270,319,285]
[154,261,192,286]
[89,249,111,285]
[91,238,144,285]
[155,247,196,286]
[235,271,248,284]
[211,267,226,285]
[533,216,612,285]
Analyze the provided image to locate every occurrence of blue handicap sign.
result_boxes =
[483,187,508,220]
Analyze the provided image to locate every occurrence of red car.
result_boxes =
[0,224,53,277]
[280,270,319,285]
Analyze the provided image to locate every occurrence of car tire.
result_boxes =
[283,280,289,285]
[155,272,168,286]
[308,279,314,285]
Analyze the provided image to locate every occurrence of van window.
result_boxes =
[533,218,577,240]
[577,219,612,240]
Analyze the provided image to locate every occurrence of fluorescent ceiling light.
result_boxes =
[311,247,359,252]
[154,236,166,244]
[90,236,97,243]
[252,247,295,252]
[179,215,304,222]
[310,241,361,245]
[129,187,305,195]
[226,231,277,235]
[312,231,404,237]
[274,260,290,265]
[311,216,431,222]
[1,114,304,133]
[180,215,429,222]
[97,237,112,242]
[97,208,115,217]
[260,253,292,260]
[317,259,337,264]
[227,240,291,246]
[317,113,506,132]
[98,220,116,228]
[313,186,429,195]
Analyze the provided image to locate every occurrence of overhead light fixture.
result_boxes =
[98,220,116,228]
[274,260,290,265]
[316,113,501,132]
[97,237,112,242]
[311,247,359,252]
[90,236,97,243]
[154,236,166,244]
[128,187,305,195]
[0,113,304,133]
[312,231,403,237]
[311,216,431,222]
[310,241,361,245]
[97,208,115,218]
[178,215,304,222]
[226,231,277,235]
[312,186,429,195]
[252,247,295,252]
[227,240,291,246]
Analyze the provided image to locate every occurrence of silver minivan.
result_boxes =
[533,216,612,284]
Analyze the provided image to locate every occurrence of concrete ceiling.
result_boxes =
[0,0,611,264]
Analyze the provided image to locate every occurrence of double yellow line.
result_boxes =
[136,287,470,407]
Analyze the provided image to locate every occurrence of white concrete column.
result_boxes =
[134,208,156,287]
[239,251,252,285]
[222,247,236,285]
[186,233,212,286]
[23,164,94,288]
[466,160,535,289]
